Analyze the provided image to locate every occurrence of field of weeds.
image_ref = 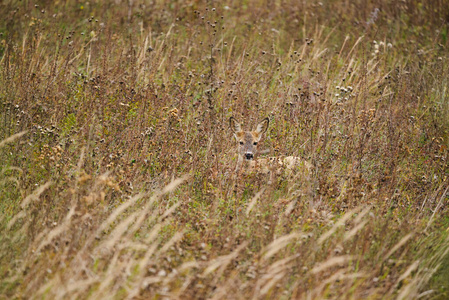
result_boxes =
[1,0,449,299]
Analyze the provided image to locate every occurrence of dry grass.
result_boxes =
[1,0,449,299]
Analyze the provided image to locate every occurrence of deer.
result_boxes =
[229,117,312,176]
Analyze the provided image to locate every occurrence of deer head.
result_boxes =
[230,117,269,163]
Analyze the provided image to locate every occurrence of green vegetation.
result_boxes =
[1,0,449,298]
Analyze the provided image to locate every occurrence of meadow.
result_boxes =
[1,0,449,299]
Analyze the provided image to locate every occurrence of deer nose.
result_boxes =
[245,153,254,160]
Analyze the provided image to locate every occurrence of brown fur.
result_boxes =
[229,117,311,175]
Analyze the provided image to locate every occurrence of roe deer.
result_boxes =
[229,117,312,175]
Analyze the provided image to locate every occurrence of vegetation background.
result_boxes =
[1,0,449,299]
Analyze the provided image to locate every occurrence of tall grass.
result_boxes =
[1,0,449,298]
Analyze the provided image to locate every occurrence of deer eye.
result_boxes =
[253,142,258,145]
[239,141,244,145]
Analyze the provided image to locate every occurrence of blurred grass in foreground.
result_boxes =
[1,0,449,298]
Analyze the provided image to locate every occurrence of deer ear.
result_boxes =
[255,117,269,135]
[229,117,242,134]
